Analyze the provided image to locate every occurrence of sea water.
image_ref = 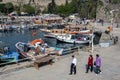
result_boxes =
[0,29,84,52]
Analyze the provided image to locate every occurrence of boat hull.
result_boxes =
[56,38,89,44]
[15,42,63,60]
[56,34,90,44]
[0,52,19,62]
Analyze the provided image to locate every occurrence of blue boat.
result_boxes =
[0,47,19,63]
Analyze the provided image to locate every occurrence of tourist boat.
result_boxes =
[15,39,63,60]
[42,27,92,38]
[0,47,19,63]
[44,33,57,38]
[69,29,91,34]
[44,32,66,38]
[43,30,91,39]
[56,34,91,44]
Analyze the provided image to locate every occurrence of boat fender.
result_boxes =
[52,30,54,33]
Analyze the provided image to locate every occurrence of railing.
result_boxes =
[0,57,32,66]
[0,45,90,66]
[62,46,84,55]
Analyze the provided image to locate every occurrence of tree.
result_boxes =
[111,0,120,4]
[47,0,57,13]
[56,3,73,16]
[45,0,104,18]
[71,0,78,13]
[65,0,68,5]
[23,4,35,15]
[47,3,52,13]
[77,0,99,18]
[16,0,24,15]
[28,0,32,5]
[42,8,47,13]
[14,5,19,12]
[78,4,87,18]
[0,3,5,13]
[4,2,14,14]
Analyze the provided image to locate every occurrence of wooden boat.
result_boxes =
[44,33,66,38]
[15,41,63,60]
[43,27,92,38]
[69,30,91,34]
[44,33,57,38]
[15,42,38,60]
[44,29,91,38]
[56,34,91,44]
[30,39,63,56]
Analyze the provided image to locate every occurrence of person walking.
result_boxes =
[69,55,77,75]
[86,54,93,73]
[95,54,102,74]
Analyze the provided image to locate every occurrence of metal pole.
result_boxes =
[91,21,96,53]
[91,33,94,53]
[78,46,80,55]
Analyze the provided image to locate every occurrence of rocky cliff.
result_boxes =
[96,1,120,23]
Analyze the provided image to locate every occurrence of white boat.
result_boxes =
[15,42,37,59]
[44,33,66,38]
[44,33,57,38]
[56,34,91,44]
[15,41,63,60]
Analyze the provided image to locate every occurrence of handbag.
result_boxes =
[94,61,96,65]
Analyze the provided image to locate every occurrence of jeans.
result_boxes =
[70,63,76,74]
[96,66,101,74]
[86,65,93,73]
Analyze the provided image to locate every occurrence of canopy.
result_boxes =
[30,39,44,45]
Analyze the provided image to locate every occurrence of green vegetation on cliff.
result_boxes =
[0,2,14,15]
[23,4,35,15]
[46,0,103,18]
[0,0,105,18]
[110,0,120,4]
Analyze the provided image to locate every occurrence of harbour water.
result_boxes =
[0,29,86,52]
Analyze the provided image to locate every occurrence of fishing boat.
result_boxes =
[15,42,37,60]
[56,34,91,44]
[0,47,19,63]
[15,39,63,60]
